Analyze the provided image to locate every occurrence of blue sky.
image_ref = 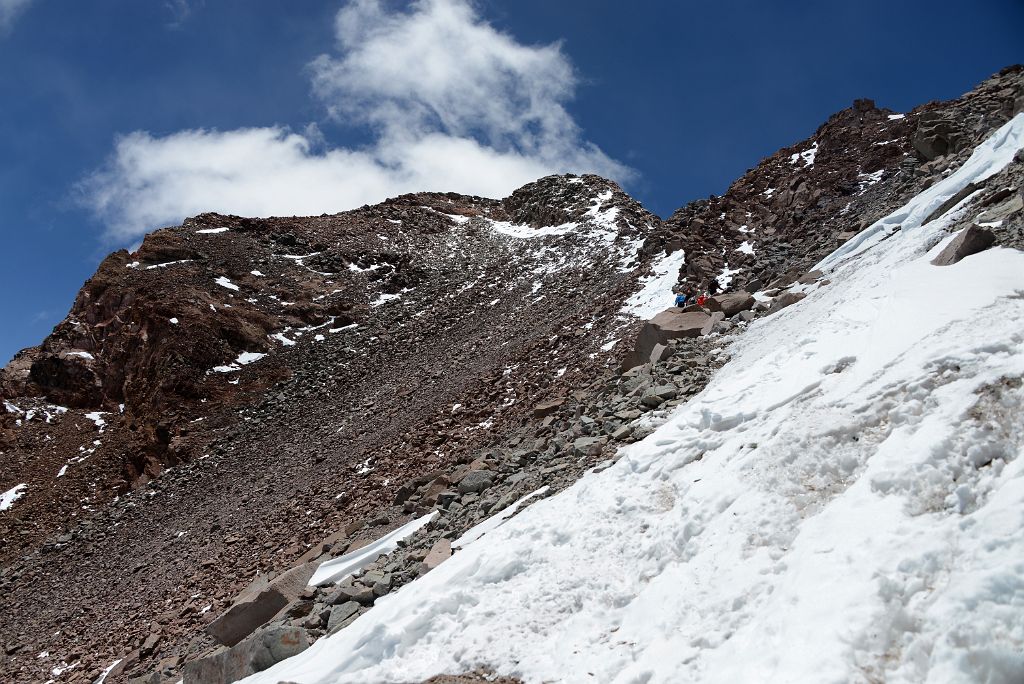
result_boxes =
[1,0,1021,365]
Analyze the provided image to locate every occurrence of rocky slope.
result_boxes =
[0,66,1021,684]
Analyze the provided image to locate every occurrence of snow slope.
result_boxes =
[241,117,1024,683]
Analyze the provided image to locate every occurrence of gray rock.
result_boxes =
[912,113,962,161]
[182,626,310,684]
[327,583,376,606]
[457,470,495,494]
[361,570,384,585]
[648,343,674,364]
[641,384,677,407]
[128,673,166,684]
[931,225,996,266]
[706,311,726,330]
[326,602,360,633]
[573,436,605,457]
[372,574,393,597]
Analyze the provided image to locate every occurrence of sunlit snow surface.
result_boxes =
[242,116,1024,684]
[1,484,27,511]
[621,249,687,319]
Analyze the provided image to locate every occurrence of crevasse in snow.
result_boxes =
[240,115,1024,684]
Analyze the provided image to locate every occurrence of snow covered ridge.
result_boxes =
[239,118,1024,683]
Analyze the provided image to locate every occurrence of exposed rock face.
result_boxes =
[913,111,963,160]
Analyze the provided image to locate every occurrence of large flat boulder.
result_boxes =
[183,626,310,684]
[207,563,317,647]
[931,225,996,266]
[624,309,711,369]
[706,291,755,317]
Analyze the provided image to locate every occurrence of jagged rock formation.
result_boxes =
[0,66,1021,683]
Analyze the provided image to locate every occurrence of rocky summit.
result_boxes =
[1,66,1023,684]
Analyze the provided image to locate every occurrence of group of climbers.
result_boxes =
[673,279,720,308]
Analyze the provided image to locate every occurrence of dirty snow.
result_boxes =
[857,169,885,192]
[84,412,107,432]
[93,659,122,684]
[489,221,577,239]
[240,115,1024,684]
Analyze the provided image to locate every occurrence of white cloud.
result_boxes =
[0,0,33,32]
[82,0,632,242]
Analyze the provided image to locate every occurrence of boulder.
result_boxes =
[625,310,711,369]
[207,563,317,647]
[706,291,754,317]
[769,291,807,313]
[573,436,605,457]
[931,226,996,266]
[648,343,674,364]
[611,425,632,440]
[420,539,451,574]
[532,398,565,418]
[641,385,678,408]
[457,470,494,494]
[182,626,310,684]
